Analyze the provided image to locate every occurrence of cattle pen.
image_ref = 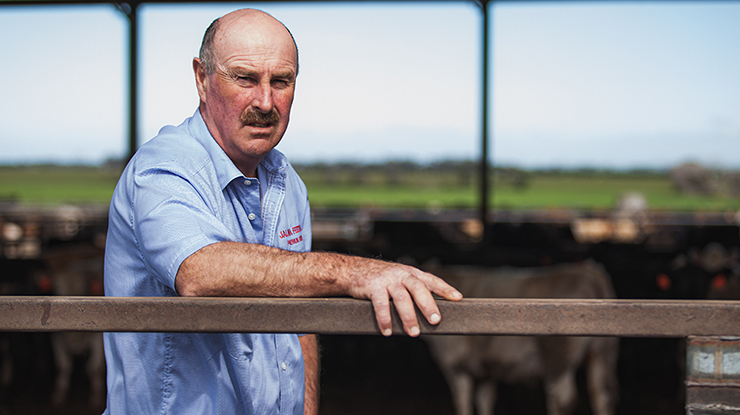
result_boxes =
[2,202,740,414]
[0,295,739,414]
[3,0,740,413]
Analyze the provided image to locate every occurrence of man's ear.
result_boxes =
[193,58,208,103]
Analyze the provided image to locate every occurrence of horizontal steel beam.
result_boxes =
[1,296,739,337]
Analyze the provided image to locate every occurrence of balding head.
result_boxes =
[192,8,300,177]
[199,9,299,75]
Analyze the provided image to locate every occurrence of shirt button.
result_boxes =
[248,213,256,221]
[243,179,252,186]
[282,362,287,371]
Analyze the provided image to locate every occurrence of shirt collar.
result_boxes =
[189,109,289,190]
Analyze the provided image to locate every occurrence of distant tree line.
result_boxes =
[294,161,477,186]
[294,160,740,199]
[293,160,530,189]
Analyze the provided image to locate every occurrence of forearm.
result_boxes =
[175,240,463,337]
[300,334,320,415]
[176,241,351,298]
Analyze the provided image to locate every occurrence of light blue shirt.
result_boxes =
[103,109,312,415]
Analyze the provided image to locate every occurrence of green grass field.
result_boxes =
[0,165,120,205]
[1,164,738,212]
[493,174,739,211]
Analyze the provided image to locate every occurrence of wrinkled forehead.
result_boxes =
[214,10,298,71]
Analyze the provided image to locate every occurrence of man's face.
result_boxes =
[195,11,298,175]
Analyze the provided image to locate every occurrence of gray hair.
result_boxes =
[198,13,299,75]
[198,18,221,74]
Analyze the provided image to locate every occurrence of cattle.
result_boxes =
[423,260,619,415]
[42,245,106,409]
[657,243,740,404]
[656,242,740,300]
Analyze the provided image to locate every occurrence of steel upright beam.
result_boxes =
[116,2,139,160]
[478,0,490,225]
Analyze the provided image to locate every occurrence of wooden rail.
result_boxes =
[1,296,739,337]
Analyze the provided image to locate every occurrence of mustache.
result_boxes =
[240,108,280,125]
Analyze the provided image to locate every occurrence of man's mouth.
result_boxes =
[247,122,273,128]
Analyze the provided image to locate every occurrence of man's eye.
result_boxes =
[236,76,256,84]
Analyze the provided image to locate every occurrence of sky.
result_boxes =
[0,1,739,170]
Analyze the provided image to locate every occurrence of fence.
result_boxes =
[0,296,737,336]
[3,206,735,412]
[1,296,739,413]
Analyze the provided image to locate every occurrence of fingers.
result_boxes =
[374,271,463,338]
[353,260,463,338]
[402,277,440,326]
[370,285,421,337]
[389,283,421,337]
[370,293,394,337]
[422,272,464,302]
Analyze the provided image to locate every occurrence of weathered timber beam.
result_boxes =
[0,296,738,337]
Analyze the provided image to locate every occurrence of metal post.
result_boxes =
[116,2,139,160]
[478,0,490,226]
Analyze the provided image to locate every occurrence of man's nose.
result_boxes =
[251,82,274,113]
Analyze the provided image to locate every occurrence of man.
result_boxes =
[103,8,462,415]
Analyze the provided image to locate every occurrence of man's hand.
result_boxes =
[341,258,463,337]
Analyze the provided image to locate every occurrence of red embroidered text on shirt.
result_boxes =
[279,225,303,245]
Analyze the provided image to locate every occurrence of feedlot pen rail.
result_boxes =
[0,296,739,414]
